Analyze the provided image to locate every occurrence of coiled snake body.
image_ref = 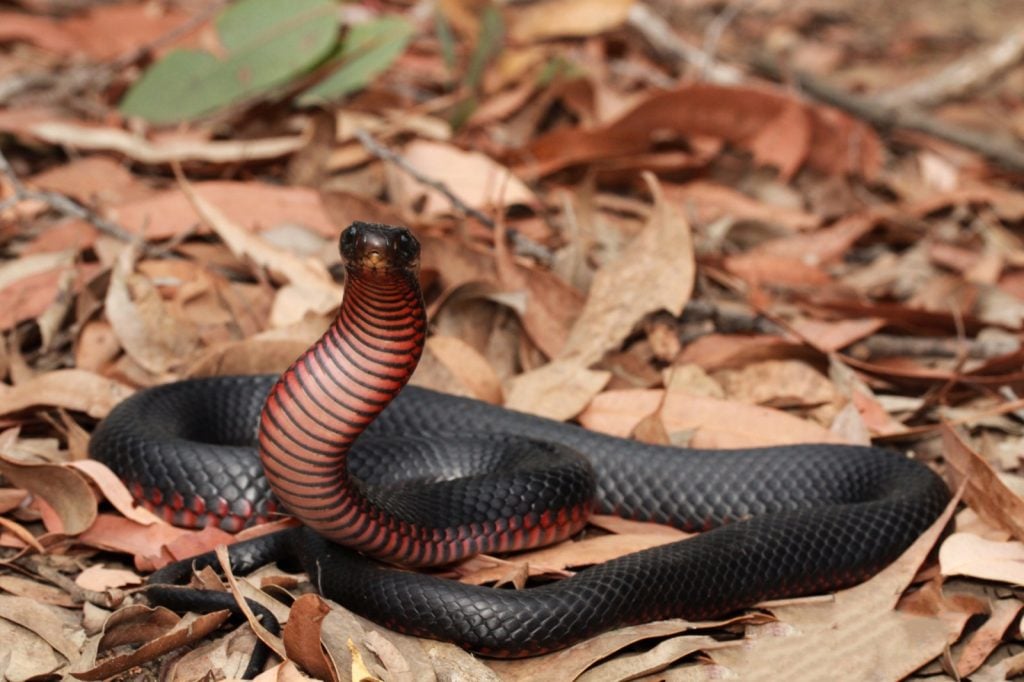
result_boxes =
[90,223,950,658]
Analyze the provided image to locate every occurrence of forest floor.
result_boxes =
[0,0,1023,680]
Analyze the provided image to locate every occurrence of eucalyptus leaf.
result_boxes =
[120,0,339,124]
[298,16,414,105]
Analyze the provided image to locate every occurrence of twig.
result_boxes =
[701,0,754,79]
[753,55,1024,174]
[353,129,552,263]
[877,28,1024,108]
[626,2,744,84]
[0,148,136,242]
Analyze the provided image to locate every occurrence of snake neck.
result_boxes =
[257,268,427,557]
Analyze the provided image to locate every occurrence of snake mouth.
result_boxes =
[340,222,420,276]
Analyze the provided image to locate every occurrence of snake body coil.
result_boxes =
[90,222,950,657]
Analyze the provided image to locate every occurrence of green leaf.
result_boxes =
[120,0,339,124]
[297,16,414,106]
[464,5,503,91]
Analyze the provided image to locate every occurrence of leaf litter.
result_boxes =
[2,0,1024,680]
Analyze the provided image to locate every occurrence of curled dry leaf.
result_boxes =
[393,140,534,216]
[942,423,1024,540]
[955,597,1024,677]
[105,245,200,375]
[111,181,336,240]
[939,533,1024,585]
[509,0,635,42]
[705,494,961,681]
[72,609,232,681]
[283,594,338,682]
[419,335,503,404]
[30,121,308,165]
[0,454,97,535]
[506,174,693,419]
[519,84,882,179]
[0,593,82,660]
[580,389,841,448]
[177,173,343,320]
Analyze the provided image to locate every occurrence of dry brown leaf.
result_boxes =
[421,335,503,404]
[485,617,751,682]
[31,122,308,165]
[110,181,336,240]
[0,369,133,419]
[519,84,882,179]
[664,181,820,232]
[724,252,831,287]
[0,594,81,660]
[942,423,1024,540]
[74,565,142,592]
[955,597,1023,677]
[105,245,200,375]
[704,494,962,680]
[580,389,841,448]
[713,359,837,408]
[283,594,339,682]
[0,453,97,535]
[509,0,635,42]
[506,174,693,419]
[939,532,1024,585]
[789,316,885,352]
[73,609,232,680]
[393,140,534,215]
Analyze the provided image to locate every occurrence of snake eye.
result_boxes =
[339,225,359,257]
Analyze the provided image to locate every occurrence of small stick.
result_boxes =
[353,129,552,262]
[0,148,135,242]
[753,55,1024,174]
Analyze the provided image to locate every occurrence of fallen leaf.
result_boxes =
[955,597,1023,677]
[506,174,693,418]
[939,532,1024,585]
[509,0,635,42]
[110,181,337,240]
[75,565,143,592]
[73,609,232,680]
[283,594,338,682]
[0,455,97,535]
[393,140,535,215]
[104,245,200,375]
[942,423,1024,540]
[421,335,503,404]
[580,389,842,448]
[31,122,308,165]
[518,84,882,179]
[176,173,343,319]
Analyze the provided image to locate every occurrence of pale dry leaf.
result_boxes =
[105,245,200,375]
[112,181,337,240]
[0,369,133,419]
[176,174,343,323]
[0,594,82,660]
[509,0,635,42]
[705,495,961,681]
[74,565,142,591]
[421,335,503,404]
[395,139,534,215]
[31,121,308,165]
[939,532,1024,585]
[955,597,1024,677]
[0,616,66,680]
[505,360,611,421]
[506,174,693,419]
[579,389,842,448]
[943,423,1024,540]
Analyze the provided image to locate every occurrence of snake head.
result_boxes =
[340,222,420,276]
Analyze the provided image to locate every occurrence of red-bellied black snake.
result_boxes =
[90,222,950,664]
